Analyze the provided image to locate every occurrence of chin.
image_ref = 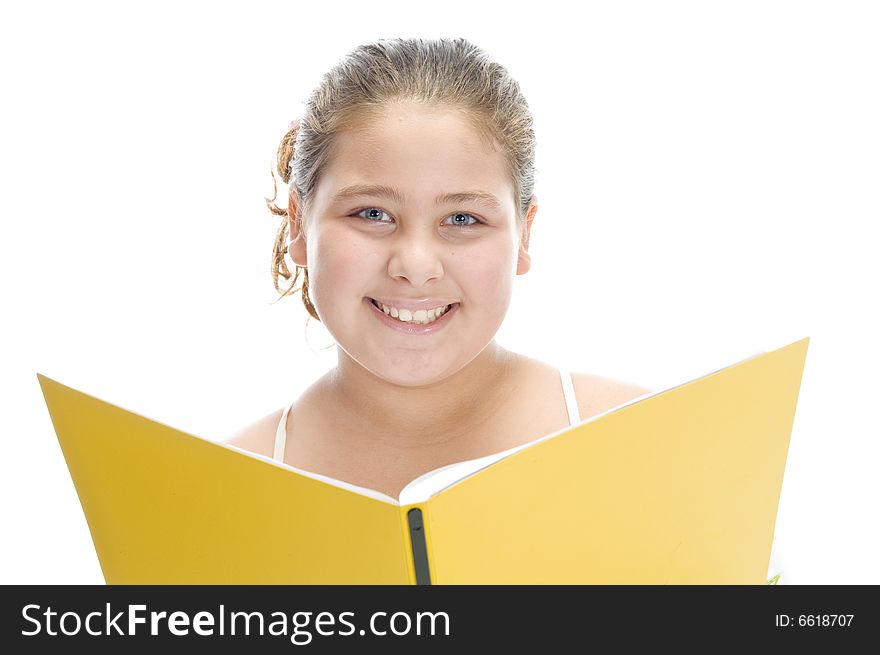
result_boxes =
[364,354,461,387]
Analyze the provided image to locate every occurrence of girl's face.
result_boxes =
[289,103,536,386]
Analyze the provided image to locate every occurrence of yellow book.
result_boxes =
[37,337,809,584]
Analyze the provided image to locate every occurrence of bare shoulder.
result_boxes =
[570,372,653,419]
[222,407,285,459]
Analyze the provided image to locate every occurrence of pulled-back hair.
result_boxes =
[265,38,537,320]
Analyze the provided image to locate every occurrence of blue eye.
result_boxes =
[355,207,390,222]
[352,208,480,227]
[445,212,479,227]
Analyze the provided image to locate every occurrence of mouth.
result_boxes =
[366,297,460,332]
[368,298,457,321]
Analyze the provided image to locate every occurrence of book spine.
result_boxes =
[405,506,432,585]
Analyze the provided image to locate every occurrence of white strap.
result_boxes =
[558,368,581,426]
[273,402,293,462]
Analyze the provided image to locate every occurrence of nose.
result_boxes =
[386,229,445,287]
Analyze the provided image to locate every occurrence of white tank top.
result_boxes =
[273,368,581,463]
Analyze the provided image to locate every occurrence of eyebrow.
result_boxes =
[330,184,505,212]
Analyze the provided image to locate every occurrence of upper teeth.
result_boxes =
[375,301,451,324]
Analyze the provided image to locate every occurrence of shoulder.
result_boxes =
[570,372,652,420]
[222,407,285,458]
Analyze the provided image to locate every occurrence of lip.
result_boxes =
[365,297,459,335]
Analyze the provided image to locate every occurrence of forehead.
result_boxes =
[314,104,514,211]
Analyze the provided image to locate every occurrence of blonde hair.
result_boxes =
[265,37,537,320]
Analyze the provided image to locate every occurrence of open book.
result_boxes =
[37,337,808,584]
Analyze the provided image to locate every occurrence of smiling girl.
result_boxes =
[226,38,651,499]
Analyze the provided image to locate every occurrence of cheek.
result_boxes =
[307,235,369,309]
[462,241,517,301]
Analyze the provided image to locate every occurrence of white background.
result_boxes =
[2,0,877,584]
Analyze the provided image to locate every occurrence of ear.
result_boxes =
[287,190,308,268]
[516,196,538,275]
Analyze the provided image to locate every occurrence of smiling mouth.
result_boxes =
[369,298,459,324]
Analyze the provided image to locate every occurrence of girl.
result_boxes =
[226,38,651,499]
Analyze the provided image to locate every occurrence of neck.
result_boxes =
[325,340,518,450]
